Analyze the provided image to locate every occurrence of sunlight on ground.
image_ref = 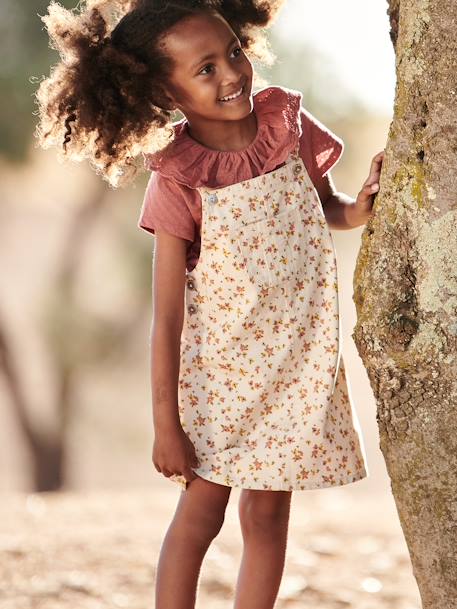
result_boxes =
[1,486,421,609]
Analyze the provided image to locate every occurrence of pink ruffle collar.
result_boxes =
[142,85,303,188]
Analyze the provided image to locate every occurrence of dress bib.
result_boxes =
[174,141,368,491]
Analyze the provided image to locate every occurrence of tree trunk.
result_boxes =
[0,181,107,492]
[352,0,457,606]
[0,322,65,491]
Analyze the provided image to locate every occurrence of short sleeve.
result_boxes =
[298,107,344,184]
[137,171,196,242]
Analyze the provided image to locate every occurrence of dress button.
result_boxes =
[208,192,218,205]
[187,279,195,290]
[187,304,197,315]
[293,163,301,174]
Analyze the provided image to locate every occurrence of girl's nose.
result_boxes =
[220,62,243,85]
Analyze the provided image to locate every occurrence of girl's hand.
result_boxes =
[152,423,200,483]
[350,150,385,226]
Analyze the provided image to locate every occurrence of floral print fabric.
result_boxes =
[172,144,368,491]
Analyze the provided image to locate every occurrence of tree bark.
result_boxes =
[352,0,457,606]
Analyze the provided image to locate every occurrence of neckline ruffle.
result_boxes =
[142,85,303,189]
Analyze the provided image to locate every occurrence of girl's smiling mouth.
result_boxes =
[218,84,246,103]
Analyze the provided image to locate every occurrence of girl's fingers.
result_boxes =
[370,150,384,169]
[374,150,385,167]
[364,150,385,188]
[183,467,197,482]
[369,160,383,179]
[186,438,200,467]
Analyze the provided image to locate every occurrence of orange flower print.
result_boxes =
[253,458,263,471]
[298,467,310,480]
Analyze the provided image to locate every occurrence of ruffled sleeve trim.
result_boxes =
[300,107,344,179]
[142,85,303,189]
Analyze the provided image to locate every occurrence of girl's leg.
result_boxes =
[234,489,293,609]
[155,476,231,609]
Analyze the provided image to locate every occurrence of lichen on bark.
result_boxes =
[351,0,457,605]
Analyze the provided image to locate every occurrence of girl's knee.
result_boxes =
[172,477,230,544]
[238,490,292,538]
[201,495,227,536]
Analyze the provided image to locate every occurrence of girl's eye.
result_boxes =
[200,64,214,75]
[198,46,243,75]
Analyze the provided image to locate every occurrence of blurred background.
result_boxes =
[0,1,422,608]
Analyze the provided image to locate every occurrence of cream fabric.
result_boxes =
[172,143,368,491]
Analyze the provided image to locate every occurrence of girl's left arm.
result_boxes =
[316,150,385,230]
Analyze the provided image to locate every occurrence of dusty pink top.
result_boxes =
[138,85,344,272]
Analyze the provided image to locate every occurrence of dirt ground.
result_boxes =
[0,482,422,609]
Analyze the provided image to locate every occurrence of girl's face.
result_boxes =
[159,11,254,125]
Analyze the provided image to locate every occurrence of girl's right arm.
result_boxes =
[150,230,200,483]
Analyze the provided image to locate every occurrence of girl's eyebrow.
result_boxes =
[191,35,239,71]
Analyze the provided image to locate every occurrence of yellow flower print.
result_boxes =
[293,448,304,461]
[298,387,308,399]
[189,393,199,407]
[218,301,233,312]
[196,414,207,427]
[223,378,238,392]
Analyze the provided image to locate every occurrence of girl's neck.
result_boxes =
[185,111,258,152]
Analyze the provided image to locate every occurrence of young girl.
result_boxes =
[36,0,384,607]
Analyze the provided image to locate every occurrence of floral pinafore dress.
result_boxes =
[173,138,368,491]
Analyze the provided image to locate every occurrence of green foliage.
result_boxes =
[0,0,77,162]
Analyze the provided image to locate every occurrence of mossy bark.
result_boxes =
[352,0,457,605]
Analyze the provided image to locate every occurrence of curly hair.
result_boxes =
[34,0,285,188]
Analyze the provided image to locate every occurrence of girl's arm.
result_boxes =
[150,230,199,482]
[316,172,358,230]
[150,230,187,431]
[315,151,385,230]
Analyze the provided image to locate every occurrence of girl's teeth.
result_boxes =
[220,87,243,101]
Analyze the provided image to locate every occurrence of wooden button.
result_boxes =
[187,279,195,290]
[293,163,301,174]
[187,304,197,314]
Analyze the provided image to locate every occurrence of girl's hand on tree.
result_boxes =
[152,423,200,483]
[350,150,385,226]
